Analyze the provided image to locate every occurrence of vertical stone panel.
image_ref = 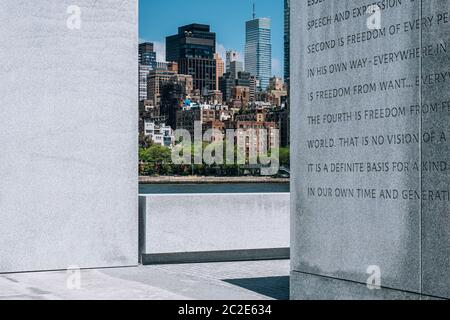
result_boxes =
[0,0,138,272]
[291,0,450,299]
[420,0,450,299]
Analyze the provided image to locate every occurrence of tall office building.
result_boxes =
[214,53,224,91]
[139,42,157,69]
[147,68,192,108]
[219,73,235,103]
[245,17,272,91]
[166,24,217,94]
[229,60,244,79]
[139,64,152,102]
[226,50,238,73]
[284,0,290,86]
[219,71,251,105]
[147,69,177,107]
[139,42,157,101]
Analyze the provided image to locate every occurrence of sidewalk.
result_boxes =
[0,260,290,300]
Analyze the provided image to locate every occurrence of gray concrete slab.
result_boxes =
[0,0,138,273]
[140,194,290,254]
[0,260,290,300]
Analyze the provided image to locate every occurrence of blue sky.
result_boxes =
[139,0,284,77]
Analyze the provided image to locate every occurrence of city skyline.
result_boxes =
[139,0,284,77]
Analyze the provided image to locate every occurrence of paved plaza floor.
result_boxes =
[0,260,290,300]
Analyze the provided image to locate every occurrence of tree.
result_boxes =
[139,145,173,176]
[139,145,172,164]
[279,147,290,167]
[139,133,153,149]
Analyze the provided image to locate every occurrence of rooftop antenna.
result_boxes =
[253,2,256,19]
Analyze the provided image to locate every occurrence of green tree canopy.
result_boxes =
[139,145,172,164]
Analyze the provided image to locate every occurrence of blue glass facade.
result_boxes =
[245,18,272,91]
[139,42,157,70]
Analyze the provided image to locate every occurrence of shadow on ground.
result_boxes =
[223,276,289,300]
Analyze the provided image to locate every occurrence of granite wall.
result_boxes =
[0,1,138,273]
[291,0,450,299]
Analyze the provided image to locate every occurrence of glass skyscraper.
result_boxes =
[245,18,272,91]
[139,42,157,70]
[166,24,217,93]
[138,43,157,101]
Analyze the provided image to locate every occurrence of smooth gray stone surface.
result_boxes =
[291,0,450,299]
[140,193,290,254]
[0,260,290,300]
[290,271,439,300]
[291,0,421,294]
[420,0,450,299]
[0,0,138,272]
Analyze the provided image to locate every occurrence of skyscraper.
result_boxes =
[139,42,157,102]
[147,68,178,107]
[219,71,251,106]
[139,42,157,70]
[166,24,217,94]
[284,0,290,86]
[139,64,152,101]
[229,60,244,79]
[226,50,238,73]
[214,53,224,91]
[245,17,272,91]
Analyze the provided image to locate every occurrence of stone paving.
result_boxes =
[0,260,290,300]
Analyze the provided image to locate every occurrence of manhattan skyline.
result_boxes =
[139,0,284,77]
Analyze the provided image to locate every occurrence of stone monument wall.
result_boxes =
[0,0,138,273]
[291,0,450,299]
